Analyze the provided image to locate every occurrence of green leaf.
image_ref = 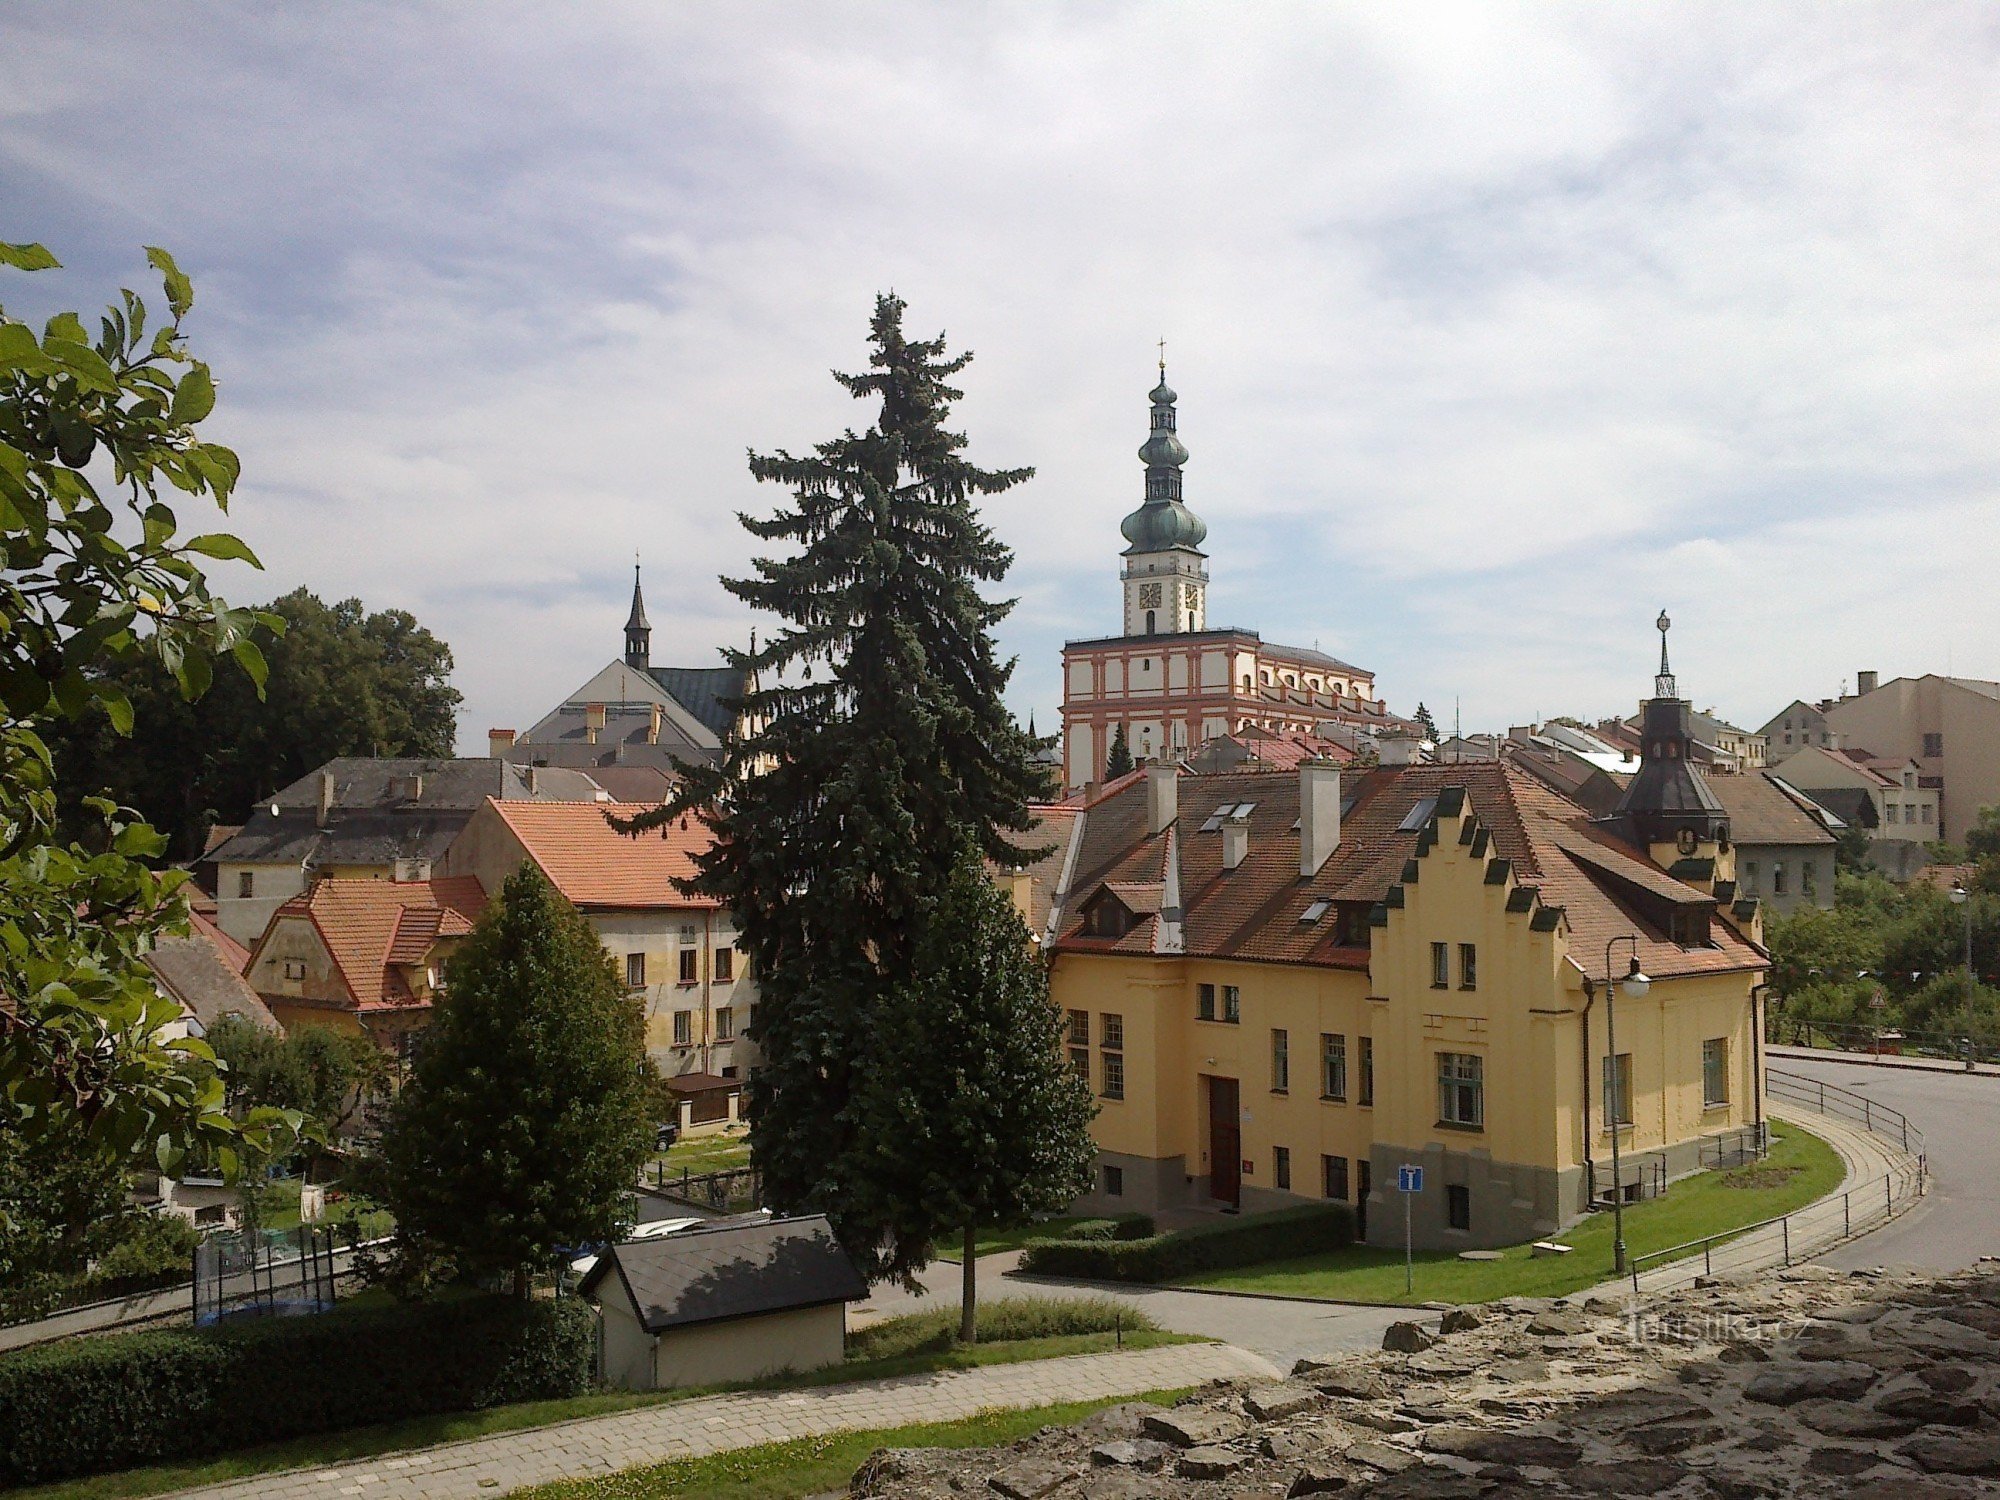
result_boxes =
[168,363,216,425]
[174,641,214,701]
[45,310,87,345]
[100,683,135,735]
[184,532,259,565]
[145,246,193,317]
[0,321,46,373]
[0,242,60,271]
[231,636,270,692]
[44,336,120,394]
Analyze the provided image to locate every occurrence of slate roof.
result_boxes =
[581,1214,866,1335]
[1054,762,1765,981]
[586,766,681,803]
[647,666,745,742]
[486,800,720,909]
[145,909,279,1033]
[253,877,486,1012]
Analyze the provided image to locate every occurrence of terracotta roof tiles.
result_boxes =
[488,799,720,909]
[262,877,487,1013]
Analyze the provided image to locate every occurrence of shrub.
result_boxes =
[1018,1203,1354,1283]
[848,1296,1156,1361]
[0,1293,593,1487]
[1061,1213,1155,1243]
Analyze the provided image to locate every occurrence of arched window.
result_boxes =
[1145,609,1156,634]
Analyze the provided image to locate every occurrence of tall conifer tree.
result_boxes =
[1104,724,1134,780]
[624,295,1047,1280]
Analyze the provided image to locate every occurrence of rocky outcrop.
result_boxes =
[849,1264,2000,1497]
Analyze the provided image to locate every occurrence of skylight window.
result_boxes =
[1199,801,1259,834]
[1300,899,1331,924]
[1396,796,1439,833]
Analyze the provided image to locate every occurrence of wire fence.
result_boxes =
[1770,1018,1998,1068]
[1629,1068,1924,1298]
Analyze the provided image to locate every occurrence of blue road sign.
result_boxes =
[1397,1164,1423,1193]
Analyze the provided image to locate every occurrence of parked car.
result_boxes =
[656,1121,680,1150]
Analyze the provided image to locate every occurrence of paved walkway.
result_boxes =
[1768,1043,2000,1079]
[167,1342,1277,1500]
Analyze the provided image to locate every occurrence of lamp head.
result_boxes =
[1620,955,1651,999]
[1951,884,1969,906]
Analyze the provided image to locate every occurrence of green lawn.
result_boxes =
[16,1303,1188,1500]
[1178,1120,1844,1305]
[649,1128,753,1178]
[932,1217,1093,1262]
[256,1178,394,1239]
[510,1388,1196,1500]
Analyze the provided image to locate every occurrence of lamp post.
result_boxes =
[1951,884,1973,1069]
[1604,935,1651,1276]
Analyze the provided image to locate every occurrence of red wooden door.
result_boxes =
[1207,1075,1241,1207]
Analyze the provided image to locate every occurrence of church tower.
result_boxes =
[1119,362,1208,637]
[1608,611,1730,853]
[623,564,651,671]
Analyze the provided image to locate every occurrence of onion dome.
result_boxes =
[1119,365,1207,555]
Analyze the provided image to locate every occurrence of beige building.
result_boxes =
[1767,744,1939,864]
[1821,673,2000,846]
[1758,699,1841,757]
[439,799,757,1080]
[582,1216,865,1391]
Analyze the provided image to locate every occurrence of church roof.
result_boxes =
[647,665,744,742]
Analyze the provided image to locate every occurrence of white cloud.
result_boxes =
[2,2,1996,755]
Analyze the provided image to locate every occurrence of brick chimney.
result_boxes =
[488,728,516,756]
[1300,760,1341,877]
[1857,670,1878,696]
[1145,763,1177,835]
[316,770,335,828]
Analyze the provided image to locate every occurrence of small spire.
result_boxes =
[1654,610,1675,698]
[1157,336,1166,380]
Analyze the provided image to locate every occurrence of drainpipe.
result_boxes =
[1748,982,1769,1148]
[701,909,714,1075]
[1579,977,1597,1209]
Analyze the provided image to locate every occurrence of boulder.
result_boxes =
[1381,1320,1437,1353]
[1792,1399,1917,1439]
[1439,1306,1485,1334]
[1526,1309,1591,1337]
[1175,1445,1251,1480]
[1901,1431,2000,1476]
[1743,1360,1877,1406]
[1286,1459,1352,1496]
[1565,1458,1688,1493]
[1305,1368,1386,1400]
[1347,1439,1418,1473]
[1141,1408,1248,1449]
[988,1458,1076,1498]
[1088,1438,1173,1470]
[1243,1382,1322,1422]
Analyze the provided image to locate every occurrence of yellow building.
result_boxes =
[1042,629,1769,1249]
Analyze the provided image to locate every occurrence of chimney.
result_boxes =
[1857,670,1878,696]
[1378,731,1422,767]
[1300,759,1341,877]
[648,702,664,746]
[1145,763,1177,835]
[526,765,538,795]
[585,702,607,744]
[316,770,335,828]
[1221,818,1249,871]
[488,728,516,757]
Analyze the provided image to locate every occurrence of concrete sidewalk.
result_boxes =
[1768,1043,2000,1080]
[164,1342,1278,1500]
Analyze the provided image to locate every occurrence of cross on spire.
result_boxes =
[1156,336,1167,378]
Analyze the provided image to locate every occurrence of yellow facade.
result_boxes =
[1052,784,1765,1249]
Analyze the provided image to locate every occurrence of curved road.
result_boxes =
[1774,1051,2000,1272]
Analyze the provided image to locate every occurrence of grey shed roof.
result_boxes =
[581,1214,866,1335]
[144,925,280,1034]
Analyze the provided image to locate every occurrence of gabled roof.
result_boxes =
[146,910,279,1034]
[1054,762,1764,980]
[646,665,745,742]
[485,799,720,909]
[255,877,486,1012]
[580,1214,866,1335]
[1700,770,1837,848]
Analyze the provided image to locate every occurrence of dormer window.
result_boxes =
[1085,900,1133,939]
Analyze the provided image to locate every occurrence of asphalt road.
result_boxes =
[1775,1052,2000,1272]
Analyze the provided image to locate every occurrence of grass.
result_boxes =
[932,1217,1092,1261]
[15,1300,1189,1500]
[1177,1120,1845,1305]
[650,1127,753,1177]
[254,1178,395,1239]
[509,1387,1197,1500]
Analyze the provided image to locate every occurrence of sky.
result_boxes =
[5,4,1998,753]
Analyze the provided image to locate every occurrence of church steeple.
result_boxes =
[624,562,651,671]
[1608,610,1728,848]
[1118,356,1210,638]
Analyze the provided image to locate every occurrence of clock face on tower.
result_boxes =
[1138,583,1163,609]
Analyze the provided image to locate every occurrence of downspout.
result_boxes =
[701,909,714,1074]
[1579,977,1597,1208]
[1749,982,1769,1147]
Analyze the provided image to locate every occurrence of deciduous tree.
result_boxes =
[377,866,654,1295]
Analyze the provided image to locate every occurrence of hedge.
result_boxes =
[1017,1203,1354,1283]
[0,1292,594,1487]
[1059,1213,1155,1243]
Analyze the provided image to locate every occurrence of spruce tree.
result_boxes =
[1104,724,1134,779]
[622,294,1046,1281]
[378,865,654,1294]
[1413,702,1440,744]
[851,845,1096,1339]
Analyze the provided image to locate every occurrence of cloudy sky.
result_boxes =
[5,4,1997,751]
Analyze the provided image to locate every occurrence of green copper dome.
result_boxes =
[1120,366,1206,555]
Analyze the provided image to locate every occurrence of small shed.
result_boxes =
[662,1070,741,1132]
[580,1214,867,1390]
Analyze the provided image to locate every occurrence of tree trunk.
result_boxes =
[959,1224,977,1345]
[512,1264,530,1299]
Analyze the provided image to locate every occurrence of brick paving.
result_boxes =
[166,1342,1278,1500]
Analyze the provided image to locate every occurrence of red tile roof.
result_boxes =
[261,877,486,1012]
[1055,762,1766,981]
[487,799,720,909]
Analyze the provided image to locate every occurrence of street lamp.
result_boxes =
[1604,936,1650,1276]
[1951,884,1974,1069]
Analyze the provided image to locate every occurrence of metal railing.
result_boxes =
[650,1163,763,1213]
[1628,1066,1924,1297]
[1770,1018,1997,1068]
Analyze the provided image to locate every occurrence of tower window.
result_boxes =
[1145,610,1156,634]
